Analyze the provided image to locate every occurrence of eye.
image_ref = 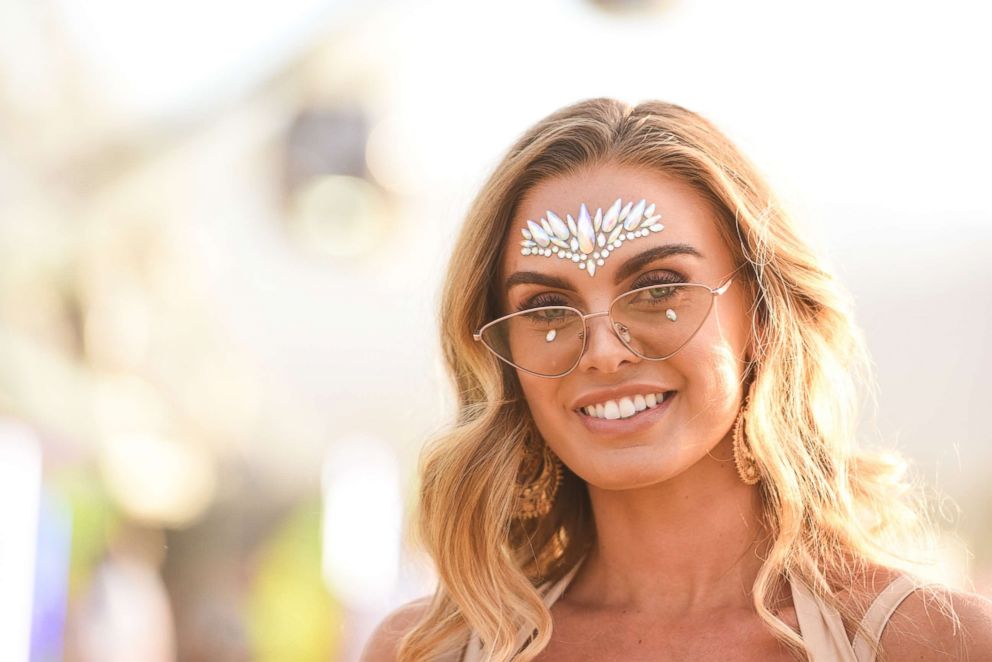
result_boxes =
[516,292,570,312]
[631,270,687,290]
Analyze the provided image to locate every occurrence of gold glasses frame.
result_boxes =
[473,264,744,378]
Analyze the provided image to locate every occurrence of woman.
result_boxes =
[362,99,992,661]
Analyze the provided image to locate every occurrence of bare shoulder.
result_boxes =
[879,585,992,661]
[832,564,992,660]
[360,597,432,662]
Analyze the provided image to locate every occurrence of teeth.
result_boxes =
[618,397,636,418]
[579,392,670,420]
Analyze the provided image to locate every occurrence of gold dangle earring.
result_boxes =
[514,438,564,519]
[732,383,761,485]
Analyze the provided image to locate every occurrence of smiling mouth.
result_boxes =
[576,391,676,420]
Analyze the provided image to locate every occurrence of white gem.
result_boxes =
[522,228,532,240]
[547,211,570,240]
[640,213,662,229]
[541,217,553,237]
[586,259,596,276]
[577,203,596,254]
[593,207,603,232]
[650,224,664,232]
[527,220,550,247]
[593,252,600,259]
[666,309,677,321]
[645,203,656,217]
[567,214,578,236]
[579,262,586,270]
[546,329,557,342]
[597,258,604,266]
[597,233,606,248]
[570,237,579,251]
[618,200,633,223]
[601,198,622,232]
[521,248,530,255]
[608,224,624,244]
[552,245,559,253]
[572,255,580,262]
[623,199,647,230]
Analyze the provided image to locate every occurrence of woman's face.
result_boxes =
[497,162,755,490]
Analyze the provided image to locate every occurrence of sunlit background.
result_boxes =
[1,0,990,659]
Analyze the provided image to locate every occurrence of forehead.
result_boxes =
[500,163,729,284]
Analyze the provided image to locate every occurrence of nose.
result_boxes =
[575,312,640,374]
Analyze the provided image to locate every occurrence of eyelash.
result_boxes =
[515,270,687,312]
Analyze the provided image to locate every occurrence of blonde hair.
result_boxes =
[399,98,956,661]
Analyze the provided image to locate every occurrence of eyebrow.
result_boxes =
[504,243,705,293]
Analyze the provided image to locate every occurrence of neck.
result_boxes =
[565,436,775,619]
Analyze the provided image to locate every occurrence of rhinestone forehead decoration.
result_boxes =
[519,198,664,277]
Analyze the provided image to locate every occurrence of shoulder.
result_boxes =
[879,584,992,661]
[837,565,992,661]
[360,597,432,662]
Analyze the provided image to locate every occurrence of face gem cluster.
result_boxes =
[520,198,664,277]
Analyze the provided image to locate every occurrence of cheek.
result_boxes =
[675,326,747,412]
[517,374,564,432]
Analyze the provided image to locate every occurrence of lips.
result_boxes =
[575,390,677,434]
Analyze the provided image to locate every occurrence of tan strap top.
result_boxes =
[461,561,920,662]
[851,573,920,662]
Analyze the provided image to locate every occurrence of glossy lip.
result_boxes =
[575,391,677,436]
[571,383,675,411]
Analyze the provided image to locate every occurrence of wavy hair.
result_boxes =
[398,98,956,661]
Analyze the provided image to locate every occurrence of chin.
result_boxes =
[565,446,683,491]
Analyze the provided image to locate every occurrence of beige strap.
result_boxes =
[851,574,919,662]
[791,578,859,662]
[462,561,585,661]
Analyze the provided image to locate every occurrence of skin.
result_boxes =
[359,161,992,662]
[498,161,785,658]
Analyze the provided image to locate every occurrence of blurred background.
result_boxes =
[1,0,990,659]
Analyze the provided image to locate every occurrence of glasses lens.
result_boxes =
[611,283,713,359]
[480,307,584,376]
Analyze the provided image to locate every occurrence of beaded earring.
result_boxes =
[514,440,564,519]
[732,384,761,485]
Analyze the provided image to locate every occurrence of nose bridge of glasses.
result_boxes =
[578,309,633,348]
[580,310,610,321]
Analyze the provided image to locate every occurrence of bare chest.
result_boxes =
[530,605,802,662]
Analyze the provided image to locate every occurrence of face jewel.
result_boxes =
[519,198,664,277]
[546,329,557,342]
[666,308,677,321]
